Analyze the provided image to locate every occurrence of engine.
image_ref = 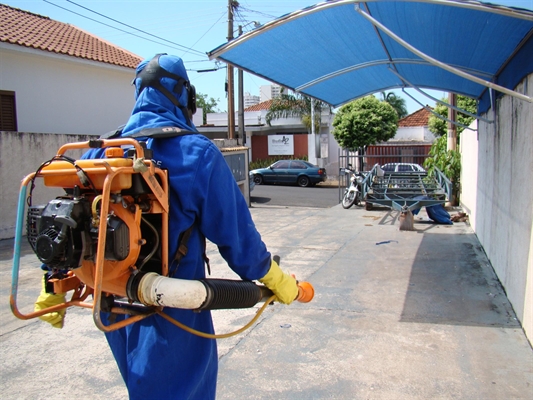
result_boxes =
[27,192,129,270]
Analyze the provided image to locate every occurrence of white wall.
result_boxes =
[459,120,478,228]
[0,132,92,239]
[0,44,136,135]
[393,126,436,142]
[460,74,533,342]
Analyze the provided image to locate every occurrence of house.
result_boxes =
[199,98,340,173]
[0,3,142,135]
[394,107,436,143]
[363,107,434,169]
[0,4,212,239]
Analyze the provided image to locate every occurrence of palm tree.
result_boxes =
[265,90,327,133]
[380,91,408,119]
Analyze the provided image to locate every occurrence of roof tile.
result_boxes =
[244,100,273,111]
[398,107,432,127]
[0,4,142,69]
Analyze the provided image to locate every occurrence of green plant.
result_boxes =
[332,96,398,150]
[380,91,408,119]
[428,96,477,137]
[423,135,461,201]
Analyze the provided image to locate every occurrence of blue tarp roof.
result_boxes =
[208,0,533,114]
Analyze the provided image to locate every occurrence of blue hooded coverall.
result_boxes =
[84,55,272,399]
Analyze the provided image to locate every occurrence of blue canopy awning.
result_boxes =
[208,0,533,114]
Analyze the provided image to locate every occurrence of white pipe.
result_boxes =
[137,272,208,309]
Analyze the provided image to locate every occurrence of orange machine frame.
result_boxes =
[10,138,169,332]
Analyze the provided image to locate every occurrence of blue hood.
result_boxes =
[122,54,197,136]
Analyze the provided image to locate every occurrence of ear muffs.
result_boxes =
[187,83,197,115]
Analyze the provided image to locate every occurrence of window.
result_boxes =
[398,165,413,172]
[0,91,18,131]
[272,161,290,169]
[291,161,306,169]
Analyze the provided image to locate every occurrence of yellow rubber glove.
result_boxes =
[34,276,66,329]
[259,259,298,305]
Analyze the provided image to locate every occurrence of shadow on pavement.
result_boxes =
[401,232,519,328]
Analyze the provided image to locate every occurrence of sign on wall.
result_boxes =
[268,135,294,155]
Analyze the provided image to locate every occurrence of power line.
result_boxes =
[237,6,278,19]
[182,10,226,59]
[64,0,206,57]
[42,0,206,57]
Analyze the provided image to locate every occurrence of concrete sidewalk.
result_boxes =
[1,204,532,399]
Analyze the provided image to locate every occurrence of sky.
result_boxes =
[4,0,530,114]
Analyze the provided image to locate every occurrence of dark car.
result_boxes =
[251,160,327,187]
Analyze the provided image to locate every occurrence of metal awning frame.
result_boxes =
[354,2,532,104]
[208,0,533,109]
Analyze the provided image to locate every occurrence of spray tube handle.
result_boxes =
[272,255,314,303]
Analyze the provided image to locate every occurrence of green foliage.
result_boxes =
[380,91,408,119]
[423,135,461,196]
[196,93,220,125]
[249,155,308,170]
[332,96,399,150]
[265,92,328,133]
[428,95,477,137]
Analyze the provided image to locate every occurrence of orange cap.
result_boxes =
[105,147,123,158]
[297,281,314,303]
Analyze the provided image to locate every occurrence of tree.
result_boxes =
[424,95,476,204]
[332,96,399,150]
[265,91,328,133]
[428,95,477,137]
[380,91,408,119]
[196,93,220,125]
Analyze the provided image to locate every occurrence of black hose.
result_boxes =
[198,279,267,310]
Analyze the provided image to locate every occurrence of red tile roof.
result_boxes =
[398,107,432,127]
[244,100,272,111]
[0,4,142,69]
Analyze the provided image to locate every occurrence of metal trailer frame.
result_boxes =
[361,164,452,212]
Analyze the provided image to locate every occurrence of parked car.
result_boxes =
[251,160,327,187]
[381,163,425,173]
[249,171,255,192]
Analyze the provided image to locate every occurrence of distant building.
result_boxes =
[393,107,436,143]
[364,107,435,168]
[243,92,260,108]
[259,84,283,102]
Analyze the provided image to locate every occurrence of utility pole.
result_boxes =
[227,0,235,139]
[238,25,244,144]
[447,92,457,151]
[447,92,457,206]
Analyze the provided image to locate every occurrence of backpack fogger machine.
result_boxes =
[10,138,314,334]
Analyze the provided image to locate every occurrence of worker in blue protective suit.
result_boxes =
[33,54,299,400]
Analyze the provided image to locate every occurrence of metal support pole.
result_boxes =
[447,93,457,151]
[227,0,235,139]
[238,25,245,144]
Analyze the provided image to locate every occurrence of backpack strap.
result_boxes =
[100,126,198,140]
[171,222,211,277]
[129,126,198,139]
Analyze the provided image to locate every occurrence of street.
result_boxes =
[250,183,342,208]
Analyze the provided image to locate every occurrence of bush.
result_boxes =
[423,135,461,202]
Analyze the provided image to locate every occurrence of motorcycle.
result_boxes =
[341,164,365,209]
